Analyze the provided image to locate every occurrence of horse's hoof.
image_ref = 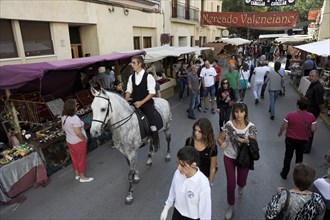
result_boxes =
[133,178,140,184]
[165,154,171,162]
[125,198,133,205]
[146,158,152,166]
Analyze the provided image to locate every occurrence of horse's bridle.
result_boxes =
[92,95,134,131]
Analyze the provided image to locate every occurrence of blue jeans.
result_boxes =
[269,90,280,116]
[178,78,187,99]
[188,92,200,117]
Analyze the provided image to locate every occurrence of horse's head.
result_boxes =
[90,87,112,137]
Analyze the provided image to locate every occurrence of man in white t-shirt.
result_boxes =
[253,61,270,104]
[200,60,217,114]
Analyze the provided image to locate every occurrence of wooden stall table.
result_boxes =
[0,152,48,204]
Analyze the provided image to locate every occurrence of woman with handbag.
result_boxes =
[216,79,236,132]
[217,103,257,220]
[264,164,325,220]
[61,99,93,183]
[185,118,218,187]
[278,97,317,180]
[239,63,250,102]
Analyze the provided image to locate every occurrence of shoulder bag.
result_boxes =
[296,111,312,137]
[240,69,251,89]
[248,137,260,161]
[275,70,285,97]
[276,189,290,220]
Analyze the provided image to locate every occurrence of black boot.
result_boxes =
[151,131,160,152]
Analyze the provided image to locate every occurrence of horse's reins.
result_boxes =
[92,95,134,131]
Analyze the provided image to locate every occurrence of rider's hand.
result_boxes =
[133,101,143,108]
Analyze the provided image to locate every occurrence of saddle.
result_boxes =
[134,108,163,141]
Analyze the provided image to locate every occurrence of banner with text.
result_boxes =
[245,0,295,6]
[201,11,299,27]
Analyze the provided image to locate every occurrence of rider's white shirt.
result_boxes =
[126,69,156,94]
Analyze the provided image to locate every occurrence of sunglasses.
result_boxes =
[223,82,229,84]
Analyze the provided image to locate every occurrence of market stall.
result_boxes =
[0,151,48,203]
[143,45,213,98]
[293,39,330,117]
[0,50,145,175]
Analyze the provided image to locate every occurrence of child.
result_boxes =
[160,146,211,220]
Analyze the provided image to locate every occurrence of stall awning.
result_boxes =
[259,34,288,39]
[275,35,312,44]
[217,38,251,46]
[143,45,213,63]
[0,50,145,90]
[294,39,330,57]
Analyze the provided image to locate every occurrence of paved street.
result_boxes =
[1,71,329,220]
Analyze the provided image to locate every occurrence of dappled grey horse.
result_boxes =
[89,88,171,204]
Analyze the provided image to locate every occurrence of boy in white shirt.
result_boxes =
[160,146,211,220]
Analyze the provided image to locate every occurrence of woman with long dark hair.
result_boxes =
[216,79,236,131]
[217,103,257,220]
[185,118,218,186]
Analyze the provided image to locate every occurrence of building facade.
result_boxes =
[0,0,224,66]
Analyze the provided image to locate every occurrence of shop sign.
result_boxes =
[245,0,295,6]
[201,11,299,27]
[308,10,320,20]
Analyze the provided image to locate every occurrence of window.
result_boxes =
[217,5,220,12]
[133,37,140,50]
[0,19,18,59]
[143,37,152,48]
[20,21,54,57]
[190,36,194,47]
[170,36,174,46]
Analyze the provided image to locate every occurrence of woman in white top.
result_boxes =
[61,99,93,183]
[238,63,250,102]
[160,146,211,220]
[217,103,257,220]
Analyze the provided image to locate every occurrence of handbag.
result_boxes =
[248,137,260,161]
[240,69,251,89]
[276,189,290,220]
[275,70,285,97]
[236,143,251,168]
[296,111,312,137]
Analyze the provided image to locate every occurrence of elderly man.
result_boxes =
[302,54,317,76]
[187,65,201,119]
[224,64,240,102]
[304,69,325,153]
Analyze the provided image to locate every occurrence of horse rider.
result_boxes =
[125,55,160,151]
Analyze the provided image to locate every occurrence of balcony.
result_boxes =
[171,2,199,23]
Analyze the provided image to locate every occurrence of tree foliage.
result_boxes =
[221,0,325,38]
[222,0,324,21]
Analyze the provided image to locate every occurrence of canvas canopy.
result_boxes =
[259,34,288,39]
[294,39,330,57]
[217,38,251,46]
[275,35,312,44]
[0,50,145,90]
[143,45,213,63]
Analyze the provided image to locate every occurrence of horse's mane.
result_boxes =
[105,91,132,111]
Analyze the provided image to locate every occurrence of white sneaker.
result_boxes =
[75,176,80,180]
[225,206,234,220]
[238,186,244,195]
[79,177,94,183]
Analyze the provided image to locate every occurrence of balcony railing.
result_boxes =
[172,2,199,22]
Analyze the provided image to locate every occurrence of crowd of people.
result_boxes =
[60,52,327,219]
